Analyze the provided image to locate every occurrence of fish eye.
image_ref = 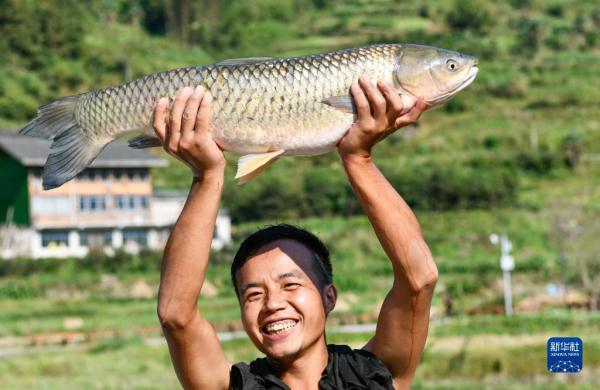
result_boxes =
[446,59,458,72]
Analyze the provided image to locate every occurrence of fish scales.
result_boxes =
[79,45,396,154]
[19,44,478,189]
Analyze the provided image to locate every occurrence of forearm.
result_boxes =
[342,154,437,291]
[157,167,225,326]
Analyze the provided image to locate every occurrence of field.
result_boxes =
[1,0,600,388]
[2,212,600,388]
[1,310,600,389]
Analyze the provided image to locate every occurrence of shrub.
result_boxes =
[559,133,584,169]
[303,167,353,216]
[545,27,570,50]
[445,0,494,33]
[585,31,599,48]
[512,17,544,56]
[487,75,529,98]
[516,150,558,174]
[482,135,500,149]
[445,96,467,113]
[546,4,564,18]
[384,164,519,211]
[507,0,531,9]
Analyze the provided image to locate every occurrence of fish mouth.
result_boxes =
[426,65,479,106]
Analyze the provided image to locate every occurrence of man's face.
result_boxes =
[235,239,336,362]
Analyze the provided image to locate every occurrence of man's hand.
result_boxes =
[153,86,226,177]
[337,76,428,160]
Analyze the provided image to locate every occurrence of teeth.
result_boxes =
[265,320,296,334]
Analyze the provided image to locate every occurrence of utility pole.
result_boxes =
[490,234,515,316]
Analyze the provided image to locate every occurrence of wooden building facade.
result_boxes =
[0,134,231,259]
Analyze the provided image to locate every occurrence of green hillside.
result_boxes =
[1,1,600,387]
[2,0,600,318]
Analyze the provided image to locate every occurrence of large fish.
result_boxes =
[20,44,478,190]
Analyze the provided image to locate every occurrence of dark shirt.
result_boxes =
[230,344,394,389]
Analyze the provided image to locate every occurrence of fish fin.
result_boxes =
[215,57,276,66]
[19,94,84,140]
[18,92,111,190]
[235,150,284,185]
[322,95,356,114]
[128,134,162,149]
[42,129,111,190]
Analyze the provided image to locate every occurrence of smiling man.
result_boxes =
[154,77,438,390]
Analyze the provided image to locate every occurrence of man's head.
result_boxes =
[231,224,337,361]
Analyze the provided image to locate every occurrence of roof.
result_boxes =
[0,133,168,168]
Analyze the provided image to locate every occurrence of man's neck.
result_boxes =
[271,339,329,390]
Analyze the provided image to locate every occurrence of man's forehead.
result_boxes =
[254,239,314,260]
[236,239,319,283]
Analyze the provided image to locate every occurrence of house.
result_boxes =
[0,134,231,259]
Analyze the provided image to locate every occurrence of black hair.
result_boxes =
[231,224,332,296]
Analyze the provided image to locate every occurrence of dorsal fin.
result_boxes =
[215,57,276,66]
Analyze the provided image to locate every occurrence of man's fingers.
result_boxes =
[395,98,428,128]
[194,90,213,134]
[378,82,404,125]
[350,81,370,121]
[182,86,204,139]
[152,97,169,144]
[168,87,193,151]
[359,76,386,122]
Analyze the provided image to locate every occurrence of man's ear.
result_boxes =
[323,284,337,314]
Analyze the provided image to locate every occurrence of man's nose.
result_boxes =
[263,290,287,312]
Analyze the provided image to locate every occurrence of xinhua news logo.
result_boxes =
[547,337,583,373]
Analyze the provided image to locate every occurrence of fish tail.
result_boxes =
[19,94,112,190]
[20,95,82,139]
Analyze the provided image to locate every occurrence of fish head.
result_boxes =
[393,45,478,107]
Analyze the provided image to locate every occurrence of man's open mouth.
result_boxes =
[262,319,298,336]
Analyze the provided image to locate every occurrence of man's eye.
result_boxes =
[284,283,300,289]
[246,292,261,301]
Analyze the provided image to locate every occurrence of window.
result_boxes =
[80,229,112,247]
[79,196,107,212]
[76,169,95,181]
[41,230,69,248]
[32,196,70,214]
[116,195,125,209]
[123,229,148,246]
[99,169,109,180]
[114,195,148,210]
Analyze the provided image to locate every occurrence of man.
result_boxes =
[154,76,438,390]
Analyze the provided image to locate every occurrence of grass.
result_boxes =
[2,313,599,389]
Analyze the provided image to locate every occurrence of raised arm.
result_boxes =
[338,78,438,390]
[154,87,231,390]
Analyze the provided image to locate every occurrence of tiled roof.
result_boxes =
[0,133,168,168]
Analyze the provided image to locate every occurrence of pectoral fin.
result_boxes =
[322,95,356,114]
[128,134,162,149]
[235,150,284,184]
